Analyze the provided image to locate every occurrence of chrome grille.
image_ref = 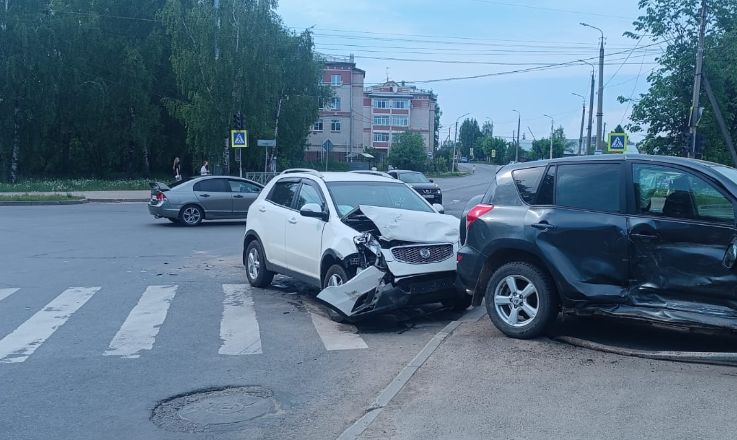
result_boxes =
[391,244,454,264]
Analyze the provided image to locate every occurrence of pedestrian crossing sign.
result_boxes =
[231,130,248,148]
[608,132,628,153]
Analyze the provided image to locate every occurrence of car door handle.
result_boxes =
[200,193,210,198]
[288,217,298,224]
[531,223,556,231]
[258,206,266,213]
[233,195,244,199]
[631,232,657,240]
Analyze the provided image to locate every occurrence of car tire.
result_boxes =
[323,264,353,323]
[179,204,203,226]
[484,262,558,339]
[245,240,274,288]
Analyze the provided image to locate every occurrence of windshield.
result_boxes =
[327,182,434,217]
[398,172,430,184]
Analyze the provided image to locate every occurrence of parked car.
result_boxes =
[457,155,737,338]
[148,176,263,226]
[243,169,469,319]
[387,169,443,205]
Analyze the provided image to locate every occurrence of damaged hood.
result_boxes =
[357,205,459,243]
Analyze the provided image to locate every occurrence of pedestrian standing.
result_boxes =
[472,164,476,174]
[200,160,210,176]
[173,157,182,181]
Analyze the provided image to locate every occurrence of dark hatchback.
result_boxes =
[457,155,737,338]
[388,170,442,205]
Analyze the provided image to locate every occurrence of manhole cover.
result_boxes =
[151,385,276,433]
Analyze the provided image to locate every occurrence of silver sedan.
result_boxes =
[148,176,263,226]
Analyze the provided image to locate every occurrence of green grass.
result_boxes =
[0,193,84,202]
[0,178,155,192]
[427,171,468,178]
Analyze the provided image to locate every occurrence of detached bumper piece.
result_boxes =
[317,267,456,320]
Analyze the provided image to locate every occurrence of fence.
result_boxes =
[242,172,279,185]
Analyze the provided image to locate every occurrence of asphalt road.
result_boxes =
[435,163,497,218]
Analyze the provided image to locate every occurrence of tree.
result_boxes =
[480,136,509,165]
[623,0,737,164]
[532,127,566,160]
[458,118,482,157]
[613,124,625,133]
[388,132,427,171]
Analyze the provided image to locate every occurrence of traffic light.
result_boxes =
[233,112,244,130]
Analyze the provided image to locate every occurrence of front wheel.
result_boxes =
[485,262,558,339]
[322,264,352,323]
[245,240,274,288]
[179,204,203,226]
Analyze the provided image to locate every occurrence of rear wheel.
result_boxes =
[179,204,203,226]
[485,262,558,339]
[245,240,274,288]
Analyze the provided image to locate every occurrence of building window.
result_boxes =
[330,74,342,86]
[374,99,388,109]
[331,119,341,132]
[392,100,408,109]
[313,119,323,132]
[330,97,341,111]
[373,116,390,126]
[373,132,389,142]
[392,116,408,126]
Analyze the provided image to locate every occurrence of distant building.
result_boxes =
[306,56,438,163]
[305,55,366,162]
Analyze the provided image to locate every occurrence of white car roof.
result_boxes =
[280,171,396,183]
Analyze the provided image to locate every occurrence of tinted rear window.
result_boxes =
[267,180,300,208]
[193,178,229,192]
[512,167,545,204]
[556,163,622,213]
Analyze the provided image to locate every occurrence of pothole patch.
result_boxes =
[151,385,277,433]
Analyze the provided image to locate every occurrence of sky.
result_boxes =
[277,0,662,145]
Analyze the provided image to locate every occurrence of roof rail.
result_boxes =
[349,170,391,178]
[280,168,323,178]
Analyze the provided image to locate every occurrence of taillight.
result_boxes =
[466,204,494,230]
[156,191,166,202]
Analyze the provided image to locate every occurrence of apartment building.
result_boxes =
[305,55,366,162]
[306,56,439,163]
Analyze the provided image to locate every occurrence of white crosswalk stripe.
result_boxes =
[0,287,100,363]
[104,285,177,359]
[0,288,20,303]
[219,284,262,355]
[309,311,368,351]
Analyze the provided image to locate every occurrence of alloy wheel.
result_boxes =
[182,207,201,225]
[247,247,260,280]
[493,275,539,327]
[327,274,344,287]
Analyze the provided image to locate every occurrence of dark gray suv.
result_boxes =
[457,155,737,339]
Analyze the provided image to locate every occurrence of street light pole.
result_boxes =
[544,114,554,160]
[581,23,605,152]
[512,110,521,162]
[453,112,470,172]
[579,60,596,154]
[572,93,586,155]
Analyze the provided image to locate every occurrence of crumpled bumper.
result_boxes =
[316,266,457,319]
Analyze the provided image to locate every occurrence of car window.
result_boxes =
[327,182,433,216]
[296,181,324,210]
[556,163,622,213]
[512,167,544,204]
[537,166,556,205]
[397,172,429,183]
[267,180,300,208]
[633,164,734,223]
[229,180,261,193]
[193,178,230,192]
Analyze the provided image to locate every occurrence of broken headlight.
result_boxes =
[354,233,386,269]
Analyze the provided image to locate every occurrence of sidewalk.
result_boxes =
[3,190,149,202]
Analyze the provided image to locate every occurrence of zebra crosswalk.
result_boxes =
[0,283,369,364]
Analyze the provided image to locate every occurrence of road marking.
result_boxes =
[309,311,368,351]
[0,287,100,363]
[0,288,20,303]
[219,284,262,355]
[104,285,177,359]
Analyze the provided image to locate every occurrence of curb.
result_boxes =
[552,335,737,367]
[86,198,147,203]
[0,199,89,206]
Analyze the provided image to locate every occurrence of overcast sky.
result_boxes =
[277,0,662,143]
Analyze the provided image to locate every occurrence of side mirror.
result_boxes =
[300,203,328,221]
[723,241,737,269]
[433,203,445,214]
[429,179,434,183]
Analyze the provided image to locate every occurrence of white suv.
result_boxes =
[243,169,470,319]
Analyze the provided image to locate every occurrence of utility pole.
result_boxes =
[582,23,605,152]
[513,110,521,162]
[572,93,586,155]
[587,67,595,154]
[453,113,469,173]
[689,0,708,158]
[703,74,737,166]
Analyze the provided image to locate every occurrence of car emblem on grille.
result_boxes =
[419,248,431,259]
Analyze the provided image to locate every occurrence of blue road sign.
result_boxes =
[322,139,333,152]
[608,133,628,153]
[231,130,248,148]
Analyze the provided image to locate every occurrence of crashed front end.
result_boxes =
[317,206,460,319]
